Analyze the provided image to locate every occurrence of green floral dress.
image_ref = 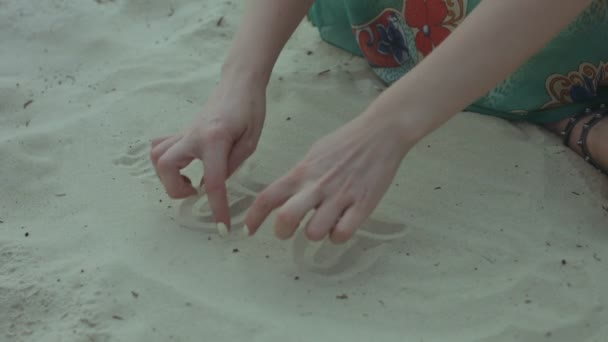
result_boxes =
[309,0,608,123]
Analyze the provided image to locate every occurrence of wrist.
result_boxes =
[361,100,433,148]
[221,58,272,88]
[363,83,459,146]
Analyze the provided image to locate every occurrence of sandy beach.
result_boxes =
[1,0,607,341]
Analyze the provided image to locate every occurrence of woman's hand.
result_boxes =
[244,110,414,243]
[150,78,266,229]
[149,0,314,233]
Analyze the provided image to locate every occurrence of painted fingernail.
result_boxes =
[241,225,250,237]
[217,222,228,237]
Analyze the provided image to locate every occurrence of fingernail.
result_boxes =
[241,225,250,237]
[217,222,228,237]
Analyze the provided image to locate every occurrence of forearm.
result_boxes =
[367,0,593,144]
[221,0,315,86]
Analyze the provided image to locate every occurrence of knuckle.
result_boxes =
[165,188,182,199]
[156,155,174,171]
[275,210,297,226]
[252,192,273,212]
[201,125,229,144]
[274,224,295,240]
[290,163,309,180]
[150,150,162,165]
[305,227,326,242]
[149,146,163,164]
[254,191,270,203]
[310,182,325,198]
[330,229,353,244]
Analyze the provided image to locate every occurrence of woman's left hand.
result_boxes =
[244,111,415,243]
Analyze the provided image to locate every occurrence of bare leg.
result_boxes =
[544,108,608,174]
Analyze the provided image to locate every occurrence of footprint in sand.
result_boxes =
[112,140,157,182]
[176,164,408,277]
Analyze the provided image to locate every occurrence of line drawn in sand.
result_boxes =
[176,162,408,278]
[177,176,265,239]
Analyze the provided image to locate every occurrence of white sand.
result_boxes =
[1,0,607,341]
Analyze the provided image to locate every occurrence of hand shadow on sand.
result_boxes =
[176,172,407,279]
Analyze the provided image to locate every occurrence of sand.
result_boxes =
[1,0,607,341]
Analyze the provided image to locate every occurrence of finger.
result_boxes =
[304,198,348,242]
[273,186,322,240]
[200,139,231,229]
[150,135,181,167]
[156,140,198,199]
[330,204,368,244]
[244,175,298,236]
[151,135,173,148]
[226,138,256,178]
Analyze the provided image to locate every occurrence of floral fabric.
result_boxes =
[309,0,608,123]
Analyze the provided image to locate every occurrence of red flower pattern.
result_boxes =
[405,0,451,56]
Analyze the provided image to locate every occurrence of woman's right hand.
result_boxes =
[150,77,266,230]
